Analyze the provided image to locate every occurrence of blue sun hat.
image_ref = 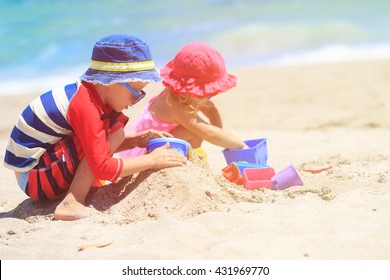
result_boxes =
[80,34,162,85]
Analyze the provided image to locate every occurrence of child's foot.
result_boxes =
[54,195,88,221]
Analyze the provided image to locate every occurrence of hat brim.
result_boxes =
[80,68,162,85]
[160,60,237,98]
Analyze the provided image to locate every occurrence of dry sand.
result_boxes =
[0,60,389,260]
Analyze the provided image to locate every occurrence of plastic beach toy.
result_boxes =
[242,167,275,190]
[222,138,268,166]
[189,148,208,164]
[234,161,267,174]
[147,138,192,157]
[221,162,243,185]
[302,164,332,173]
[271,164,304,190]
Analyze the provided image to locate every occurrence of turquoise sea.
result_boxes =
[1,0,390,95]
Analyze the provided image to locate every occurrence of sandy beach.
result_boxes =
[0,59,389,260]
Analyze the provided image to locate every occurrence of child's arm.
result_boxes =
[116,129,174,152]
[199,100,223,128]
[172,103,246,149]
[119,142,187,177]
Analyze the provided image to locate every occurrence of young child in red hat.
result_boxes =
[119,42,247,159]
[4,34,187,221]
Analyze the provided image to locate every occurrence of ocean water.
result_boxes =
[1,0,390,95]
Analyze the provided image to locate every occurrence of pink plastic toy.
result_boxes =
[242,167,275,190]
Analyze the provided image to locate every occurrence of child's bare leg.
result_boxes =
[54,129,125,221]
[53,156,95,221]
[171,126,203,148]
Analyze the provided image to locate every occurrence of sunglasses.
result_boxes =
[120,82,146,105]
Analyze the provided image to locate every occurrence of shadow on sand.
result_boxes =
[0,171,153,221]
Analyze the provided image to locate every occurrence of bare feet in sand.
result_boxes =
[54,194,89,221]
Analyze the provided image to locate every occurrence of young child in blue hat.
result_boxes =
[3,34,187,221]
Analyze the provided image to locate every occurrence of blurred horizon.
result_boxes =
[1,0,390,95]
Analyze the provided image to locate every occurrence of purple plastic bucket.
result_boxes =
[271,164,304,190]
[222,138,268,165]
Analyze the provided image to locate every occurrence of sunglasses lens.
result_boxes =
[121,83,146,105]
[132,91,146,105]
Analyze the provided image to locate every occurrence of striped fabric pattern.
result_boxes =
[25,136,80,200]
[89,59,155,72]
[4,82,80,172]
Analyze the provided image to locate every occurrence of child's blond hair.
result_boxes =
[165,90,209,113]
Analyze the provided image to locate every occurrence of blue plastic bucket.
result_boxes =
[147,138,191,157]
[234,161,268,174]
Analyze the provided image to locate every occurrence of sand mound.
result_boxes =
[4,156,334,224]
[6,154,333,224]
[87,155,274,223]
[87,155,333,224]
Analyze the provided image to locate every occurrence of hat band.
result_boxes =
[89,60,155,72]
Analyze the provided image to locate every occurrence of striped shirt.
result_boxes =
[4,81,126,182]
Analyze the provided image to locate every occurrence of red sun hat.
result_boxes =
[160,42,237,98]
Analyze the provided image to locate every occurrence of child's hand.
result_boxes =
[147,142,187,169]
[136,129,174,148]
